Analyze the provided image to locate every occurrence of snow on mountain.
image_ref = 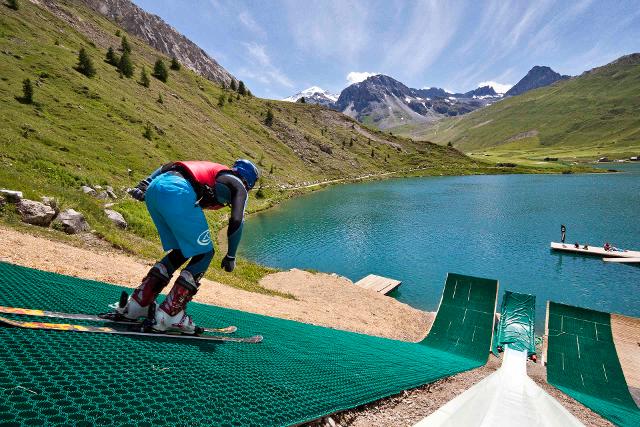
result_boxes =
[283,87,339,106]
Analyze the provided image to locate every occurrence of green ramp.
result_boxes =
[492,291,536,356]
[0,263,497,426]
[421,272,499,363]
[546,302,640,427]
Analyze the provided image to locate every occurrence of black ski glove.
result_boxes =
[128,181,149,201]
[221,255,236,272]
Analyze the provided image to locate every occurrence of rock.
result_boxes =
[0,189,23,203]
[40,196,60,214]
[104,209,127,229]
[106,186,117,199]
[95,191,109,200]
[81,185,96,196]
[94,185,103,190]
[0,195,5,208]
[104,202,115,208]
[53,209,90,234]
[16,199,56,227]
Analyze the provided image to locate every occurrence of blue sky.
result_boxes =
[132,0,640,99]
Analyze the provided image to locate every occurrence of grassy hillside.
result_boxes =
[0,0,492,293]
[395,54,640,162]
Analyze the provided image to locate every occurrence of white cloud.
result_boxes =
[477,81,513,94]
[243,42,293,88]
[381,1,464,77]
[238,10,265,37]
[346,71,379,85]
[285,0,370,61]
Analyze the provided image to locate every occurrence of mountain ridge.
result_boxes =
[504,65,569,97]
[71,0,237,87]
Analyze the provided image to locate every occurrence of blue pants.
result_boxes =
[145,173,213,258]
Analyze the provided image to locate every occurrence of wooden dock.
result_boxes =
[550,242,640,258]
[354,274,402,295]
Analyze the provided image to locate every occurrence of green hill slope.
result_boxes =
[399,54,640,162]
[0,0,483,292]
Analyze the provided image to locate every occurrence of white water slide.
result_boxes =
[414,347,584,427]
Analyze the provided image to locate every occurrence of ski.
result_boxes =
[0,305,237,334]
[0,315,262,343]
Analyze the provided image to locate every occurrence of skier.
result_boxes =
[561,224,566,244]
[115,159,259,334]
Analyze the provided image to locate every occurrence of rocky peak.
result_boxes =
[79,0,236,87]
[505,66,569,97]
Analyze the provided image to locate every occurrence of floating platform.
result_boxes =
[603,257,640,263]
[550,242,640,258]
[354,274,401,295]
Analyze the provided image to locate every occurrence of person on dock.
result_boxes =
[115,159,259,334]
[561,225,566,243]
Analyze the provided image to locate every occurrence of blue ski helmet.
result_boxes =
[232,159,260,190]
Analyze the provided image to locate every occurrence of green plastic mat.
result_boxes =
[0,263,497,426]
[546,302,640,427]
[491,291,536,356]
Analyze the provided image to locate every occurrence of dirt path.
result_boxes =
[0,226,615,426]
[0,226,431,341]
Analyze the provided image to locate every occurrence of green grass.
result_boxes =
[394,54,640,163]
[0,1,590,296]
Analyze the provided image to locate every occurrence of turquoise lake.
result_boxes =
[241,164,640,330]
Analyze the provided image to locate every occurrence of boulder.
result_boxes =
[81,185,96,196]
[96,191,109,200]
[104,209,127,229]
[53,209,90,234]
[16,199,56,226]
[40,196,60,214]
[0,189,23,203]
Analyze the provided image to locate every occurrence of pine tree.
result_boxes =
[121,35,131,53]
[157,93,163,104]
[139,66,150,88]
[76,48,96,77]
[299,97,306,104]
[264,108,274,127]
[105,46,118,66]
[8,0,19,11]
[217,94,225,107]
[371,148,375,158]
[238,80,246,95]
[247,90,252,97]
[269,165,274,174]
[115,29,121,37]
[227,95,233,103]
[21,78,33,104]
[117,51,134,78]
[152,59,168,83]
[170,57,181,70]
[143,122,153,140]
[230,80,237,91]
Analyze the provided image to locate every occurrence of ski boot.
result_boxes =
[153,270,199,334]
[110,263,171,321]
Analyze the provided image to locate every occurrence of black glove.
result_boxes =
[221,255,236,272]
[128,181,149,201]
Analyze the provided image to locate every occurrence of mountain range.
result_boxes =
[412,53,640,160]
[284,66,569,130]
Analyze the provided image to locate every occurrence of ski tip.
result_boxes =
[220,326,237,334]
